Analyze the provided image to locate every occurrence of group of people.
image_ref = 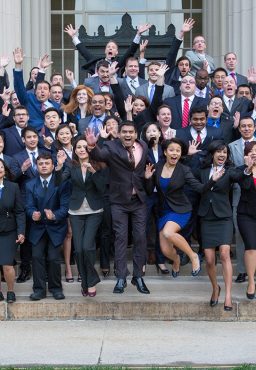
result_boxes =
[0,17,255,311]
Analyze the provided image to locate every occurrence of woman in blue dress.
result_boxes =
[145,138,223,277]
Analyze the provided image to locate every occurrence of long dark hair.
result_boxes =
[72,136,105,171]
[55,124,74,151]
[0,158,12,180]
[141,122,163,148]
[201,140,232,168]
[161,138,188,158]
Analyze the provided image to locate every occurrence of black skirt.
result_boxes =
[237,214,256,250]
[0,230,18,265]
[201,206,233,249]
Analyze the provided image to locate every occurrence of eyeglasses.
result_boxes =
[210,101,223,107]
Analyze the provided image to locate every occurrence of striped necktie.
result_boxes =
[182,98,190,128]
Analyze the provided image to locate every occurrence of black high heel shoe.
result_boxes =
[210,285,221,307]
[155,264,169,274]
[171,269,180,278]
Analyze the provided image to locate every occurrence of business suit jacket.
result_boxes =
[117,77,147,98]
[196,166,243,218]
[90,138,148,205]
[185,50,215,76]
[237,169,256,218]
[164,36,183,94]
[222,96,251,122]
[176,126,223,172]
[227,72,248,86]
[2,125,25,157]
[164,95,208,129]
[83,76,113,95]
[26,175,70,247]
[55,162,105,211]
[77,41,139,74]
[146,161,215,214]
[13,69,60,131]
[135,82,175,101]
[0,179,25,235]
[229,138,245,206]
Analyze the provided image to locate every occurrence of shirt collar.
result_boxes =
[40,174,52,185]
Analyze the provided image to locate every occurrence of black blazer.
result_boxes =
[196,166,243,218]
[146,161,215,214]
[90,138,148,205]
[237,170,256,218]
[0,179,25,234]
[56,163,105,211]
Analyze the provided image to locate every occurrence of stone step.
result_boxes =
[0,277,255,321]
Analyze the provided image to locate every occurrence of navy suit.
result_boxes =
[164,95,208,129]
[2,126,25,157]
[26,175,70,295]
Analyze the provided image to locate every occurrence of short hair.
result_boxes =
[162,138,188,157]
[147,61,161,69]
[102,115,121,127]
[50,73,63,82]
[36,153,54,163]
[44,107,61,117]
[176,56,191,68]
[50,83,63,91]
[189,106,208,120]
[224,52,237,61]
[244,141,256,156]
[236,84,252,95]
[14,105,28,113]
[118,120,137,133]
[96,59,109,71]
[35,80,51,91]
[106,39,118,49]
[0,130,5,144]
[157,104,172,115]
[239,115,255,127]
[212,67,228,78]
[125,57,139,66]
[21,126,39,138]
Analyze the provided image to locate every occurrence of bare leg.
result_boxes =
[219,245,232,307]
[3,265,15,291]
[244,250,256,294]
[205,249,219,300]
[162,222,200,271]
[159,231,180,271]
[63,221,73,279]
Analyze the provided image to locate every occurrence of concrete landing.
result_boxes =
[0,277,255,321]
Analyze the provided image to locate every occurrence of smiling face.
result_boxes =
[148,64,160,83]
[74,139,89,161]
[76,89,88,105]
[190,112,207,131]
[132,98,146,115]
[91,95,106,117]
[239,118,256,140]
[164,142,182,166]
[56,127,73,146]
[223,76,237,98]
[50,85,63,103]
[105,118,118,137]
[119,125,137,148]
[213,147,228,166]
[98,66,109,83]
[125,59,139,78]
[208,97,223,118]
[23,130,39,151]
[44,110,61,132]
[157,107,172,128]
[105,41,118,59]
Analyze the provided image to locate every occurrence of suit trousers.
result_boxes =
[99,193,114,270]
[32,232,62,295]
[111,197,147,279]
[69,213,102,289]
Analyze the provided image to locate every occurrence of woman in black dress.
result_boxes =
[0,159,25,303]
[197,140,243,311]
[237,141,256,300]
[145,138,223,278]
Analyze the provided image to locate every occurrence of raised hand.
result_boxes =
[38,54,53,70]
[145,163,155,179]
[64,24,78,38]
[137,23,151,35]
[233,111,240,129]
[181,18,195,33]
[247,67,256,84]
[108,61,119,78]
[0,87,11,103]
[212,167,225,181]
[56,150,67,167]
[99,126,110,139]
[85,127,98,147]
[2,102,11,117]
[124,95,134,113]
[140,39,148,54]
[43,135,54,148]
[68,122,78,135]
[21,158,32,173]
[0,56,10,68]
[203,60,209,70]
[188,140,201,155]
[65,69,75,83]
[13,47,24,66]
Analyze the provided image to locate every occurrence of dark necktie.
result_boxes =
[0,187,3,199]
[126,146,135,168]
[43,180,48,193]
[31,152,37,171]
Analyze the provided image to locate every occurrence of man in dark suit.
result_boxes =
[195,69,211,103]
[164,75,208,129]
[2,105,29,157]
[78,94,107,135]
[26,153,70,300]
[210,67,227,97]
[83,60,113,95]
[11,126,50,283]
[64,23,151,75]
[86,121,150,295]
[224,52,248,86]
[117,57,147,98]
[40,107,62,149]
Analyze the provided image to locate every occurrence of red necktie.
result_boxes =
[182,98,190,128]
[196,131,202,143]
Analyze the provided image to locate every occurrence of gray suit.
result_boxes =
[229,137,246,274]
[185,50,215,76]
[83,76,113,94]
[117,77,147,98]
[135,82,175,101]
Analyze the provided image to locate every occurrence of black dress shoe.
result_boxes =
[113,278,127,294]
[30,292,46,301]
[53,292,65,300]
[131,277,150,294]
[210,285,221,307]
[16,269,31,283]
[7,291,16,303]
[235,273,247,283]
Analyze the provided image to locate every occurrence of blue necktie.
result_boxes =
[149,85,155,103]
[31,152,37,172]
[92,117,101,135]
[0,187,3,199]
